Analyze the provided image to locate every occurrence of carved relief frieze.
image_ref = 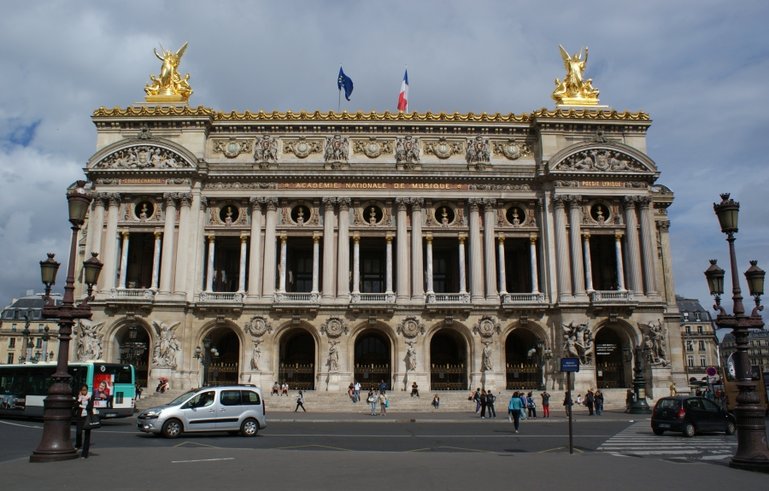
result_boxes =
[424,138,463,159]
[492,139,532,160]
[212,138,254,158]
[283,137,323,159]
[94,145,191,169]
[466,136,491,166]
[395,135,421,169]
[253,135,279,167]
[324,134,350,165]
[353,138,393,159]
[555,149,648,173]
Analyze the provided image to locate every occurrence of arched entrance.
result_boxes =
[199,327,240,386]
[430,330,467,390]
[595,327,630,388]
[354,330,391,391]
[505,329,544,390]
[278,329,316,390]
[117,323,150,388]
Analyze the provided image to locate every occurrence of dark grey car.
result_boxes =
[651,395,735,437]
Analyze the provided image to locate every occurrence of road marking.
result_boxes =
[0,420,41,429]
[171,457,235,464]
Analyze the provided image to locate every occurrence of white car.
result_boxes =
[137,385,267,438]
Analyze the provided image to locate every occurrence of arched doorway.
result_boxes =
[118,323,150,388]
[595,327,630,388]
[199,327,240,386]
[429,330,467,390]
[505,329,544,390]
[278,329,316,390]
[354,330,391,391]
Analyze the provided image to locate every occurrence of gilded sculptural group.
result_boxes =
[145,43,193,102]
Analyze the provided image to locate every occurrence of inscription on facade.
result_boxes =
[279,182,468,190]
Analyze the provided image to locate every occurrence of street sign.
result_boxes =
[706,366,717,377]
[561,357,580,372]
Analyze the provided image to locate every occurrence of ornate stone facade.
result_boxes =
[76,104,685,400]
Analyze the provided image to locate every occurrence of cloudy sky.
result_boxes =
[1,0,768,317]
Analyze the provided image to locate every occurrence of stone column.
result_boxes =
[614,232,626,291]
[483,199,498,299]
[100,194,121,291]
[395,198,410,300]
[173,194,192,295]
[312,232,321,294]
[278,233,287,292]
[497,233,507,295]
[582,233,594,293]
[468,199,484,301]
[118,230,130,288]
[567,196,586,297]
[425,233,434,295]
[385,233,394,295]
[189,192,204,299]
[159,193,177,293]
[623,197,644,293]
[458,233,468,294]
[86,194,106,264]
[352,232,361,296]
[552,195,572,299]
[238,233,248,292]
[247,198,263,297]
[151,230,162,289]
[262,198,278,297]
[205,234,215,292]
[337,198,351,298]
[639,197,659,295]
[322,197,336,299]
[530,234,540,294]
[411,198,424,301]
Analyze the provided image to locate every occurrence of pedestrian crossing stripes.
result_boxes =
[597,421,736,461]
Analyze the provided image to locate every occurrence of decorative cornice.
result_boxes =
[92,106,649,122]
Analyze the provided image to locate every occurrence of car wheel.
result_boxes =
[161,419,183,439]
[725,421,736,435]
[652,427,665,436]
[683,422,695,437]
[240,418,259,437]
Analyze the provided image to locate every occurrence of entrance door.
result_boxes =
[204,329,240,386]
[505,329,542,390]
[430,330,467,390]
[118,324,150,388]
[278,329,315,390]
[595,328,628,388]
[354,331,391,391]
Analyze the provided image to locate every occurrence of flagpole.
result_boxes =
[338,89,341,113]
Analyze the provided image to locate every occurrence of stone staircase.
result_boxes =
[134,386,635,413]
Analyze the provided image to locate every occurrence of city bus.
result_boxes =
[721,355,769,416]
[0,362,136,419]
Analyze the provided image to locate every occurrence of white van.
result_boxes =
[137,385,267,438]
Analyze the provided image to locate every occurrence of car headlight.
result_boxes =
[142,409,162,418]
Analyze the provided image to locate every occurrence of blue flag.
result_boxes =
[337,67,354,101]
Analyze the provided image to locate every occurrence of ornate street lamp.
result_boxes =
[30,180,102,463]
[42,326,50,362]
[705,193,769,472]
[627,345,651,414]
[20,314,32,364]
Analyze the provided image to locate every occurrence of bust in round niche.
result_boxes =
[219,204,240,225]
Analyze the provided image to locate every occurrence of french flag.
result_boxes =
[397,69,409,112]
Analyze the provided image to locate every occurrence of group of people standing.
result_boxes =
[471,389,552,421]
[569,388,604,416]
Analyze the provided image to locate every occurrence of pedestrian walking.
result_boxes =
[294,390,306,412]
[526,391,537,418]
[585,389,595,416]
[367,390,377,416]
[479,389,488,418]
[74,384,96,458]
[563,393,573,416]
[431,394,440,409]
[508,391,524,433]
[486,390,497,418]
[472,388,481,413]
[594,389,604,415]
[541,390,551,418]
[354,381,361,403]
[378,390,388,416]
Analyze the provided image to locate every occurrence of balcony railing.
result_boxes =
[589,290,635,303]
[501,292,546,304]
[273,291,320,303]
[427,292,471,304]
[109,288,156,300]
[351,292,396,304]
[198,291,245,303]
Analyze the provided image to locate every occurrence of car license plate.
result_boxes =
[658,423,670,428]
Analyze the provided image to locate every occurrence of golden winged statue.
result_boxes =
[552,45,600,106]
[144,42,193,103]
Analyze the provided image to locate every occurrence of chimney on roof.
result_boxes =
[26,289,34,296]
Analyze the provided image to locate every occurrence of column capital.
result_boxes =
[120,229,130,238]
[338,197,352,209]
[638,196,652,208]
[623,195,640,207]
[614,231,624,240]
[395,197,409,210]
[582,231,591,239]
[264,197,279,211]
[322,197,336,210]
[552,195,568,208]
[352,232,360,242]
[178,193,192,207]
[162,193,178,207]
[385,232,394,242]
[154,229,163,239]
[482,198,497,211]
[313,231,322,242]
[657,220,670,232]
[529,233,538,243]
[207,233,216,243]
[249,196,263,211]
[497,232,505,243]
[458,233,467,243]
[279,232,288,242]
[410,197,424,210]
[565,194,583,206]
[105,193,122,207]
[423,232,433,242]
[468,198,482,211]
[240,233,249,242]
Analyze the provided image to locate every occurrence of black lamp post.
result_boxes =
[42,326,50,362]
[30,180,102,463]
[705,193,769,472]
[627,345,651,414]
[20,314,32,364]
[195,336,218,386]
